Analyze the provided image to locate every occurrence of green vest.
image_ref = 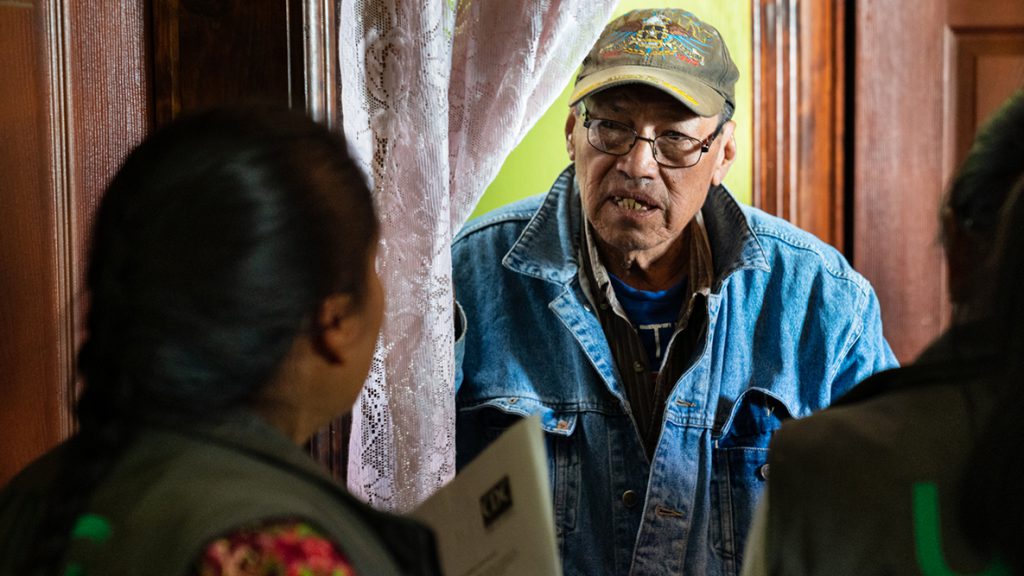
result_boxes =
[0,411,440,576]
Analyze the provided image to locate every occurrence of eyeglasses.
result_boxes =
[582,113,718,168]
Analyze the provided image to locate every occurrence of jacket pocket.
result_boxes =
[710,389,791,572]
[456,398,580,545]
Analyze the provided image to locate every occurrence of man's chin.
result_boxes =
[595,232,660,255]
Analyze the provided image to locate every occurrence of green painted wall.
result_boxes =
[471,0,753,218]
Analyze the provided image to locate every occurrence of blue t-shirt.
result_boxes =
[608,274,687,373]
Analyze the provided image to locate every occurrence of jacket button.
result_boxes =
[622,490,639,508]
[757,463,770,481]
[632,361,644,373]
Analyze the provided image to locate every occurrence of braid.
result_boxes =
[21,107,379,574]
[30,181,140,574]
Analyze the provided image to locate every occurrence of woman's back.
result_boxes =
[0,109,439,576]
[742,90,1024,576]
[765,343,1000,574]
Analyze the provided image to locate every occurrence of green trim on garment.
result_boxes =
[70,513,112,543]
[62,514,114,576]
[913,482,1008,576]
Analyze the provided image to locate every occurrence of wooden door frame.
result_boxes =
[298,0,350,481]
[751,0,848,252]
[0,0,151,484]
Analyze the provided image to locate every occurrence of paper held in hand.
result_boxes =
[412,415,562,576]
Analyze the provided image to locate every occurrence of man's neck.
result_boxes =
[598,228,690,292]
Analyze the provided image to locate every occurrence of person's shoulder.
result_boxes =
[1,441,69,496]
[835,353,993,406]
[780,361,984,445]
[453,194,546,246]
[771,382,891,457]
[741,203,870,289]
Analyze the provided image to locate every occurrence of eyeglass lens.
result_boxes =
[587,119,705,168]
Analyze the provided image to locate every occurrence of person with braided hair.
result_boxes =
[741,90,1024,575]
[0,109,441,576]
[959,170,1024,575]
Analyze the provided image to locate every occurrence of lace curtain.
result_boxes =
[340,0,617,512]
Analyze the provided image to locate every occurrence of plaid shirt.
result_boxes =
[578,203,715,457]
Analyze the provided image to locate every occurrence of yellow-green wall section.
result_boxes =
[471,0,753,218]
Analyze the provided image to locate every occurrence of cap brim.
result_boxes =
[569,65,725,118]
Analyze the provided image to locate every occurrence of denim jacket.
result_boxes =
[452,166,897,576]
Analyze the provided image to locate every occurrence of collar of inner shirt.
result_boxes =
[579,200,714,328]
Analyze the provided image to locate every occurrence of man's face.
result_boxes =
[566,85,736,264]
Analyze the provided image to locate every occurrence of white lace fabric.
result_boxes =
[340,0,616,512]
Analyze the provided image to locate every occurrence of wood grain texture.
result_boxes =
[946,30,1024,171]
[854,0,948,363]
[752,0,845,249]
[0,0,149,485]
[0,2,66,485]
[152,0,298,125]
[855,0,1023,363]
[65,0,152,403]
[752,0,796,224]
[948,0,1024,27]
[796,0,845,251]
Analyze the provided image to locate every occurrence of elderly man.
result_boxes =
[453,9,897,576]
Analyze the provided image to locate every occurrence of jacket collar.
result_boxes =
[150,409,337,485]
[502,165,769,291]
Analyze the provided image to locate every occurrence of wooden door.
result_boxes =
[0,0,340,486]
[853,0,1024,362]
[0,0,150,485]
[752,0,849,251]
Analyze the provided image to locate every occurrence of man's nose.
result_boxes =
[616,135,660,178]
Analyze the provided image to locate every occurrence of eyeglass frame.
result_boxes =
[580,110,722,169]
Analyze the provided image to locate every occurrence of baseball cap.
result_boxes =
[570,9,739,118]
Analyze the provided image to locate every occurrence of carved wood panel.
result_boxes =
[854,0,1024,363]
[152,0,305,126]
[945,30,1024,172]
[752,0,846,251]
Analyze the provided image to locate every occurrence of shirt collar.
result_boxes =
[502,165,768,288]
[580,195,715,315]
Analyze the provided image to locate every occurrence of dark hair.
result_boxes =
[32,108,378,573]
[715,100,735,134]
[945,91,1024,252]
[941,91,1024,320]
[961,177,1024,573]
[958,92,1024,571]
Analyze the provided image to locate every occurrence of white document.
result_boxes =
[412,415,562,576]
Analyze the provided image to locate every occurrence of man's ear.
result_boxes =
[710,120,737,187]
[315,293,358,365]
[565,110,578,161]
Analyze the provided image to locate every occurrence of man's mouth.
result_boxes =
[612,196,655,212]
